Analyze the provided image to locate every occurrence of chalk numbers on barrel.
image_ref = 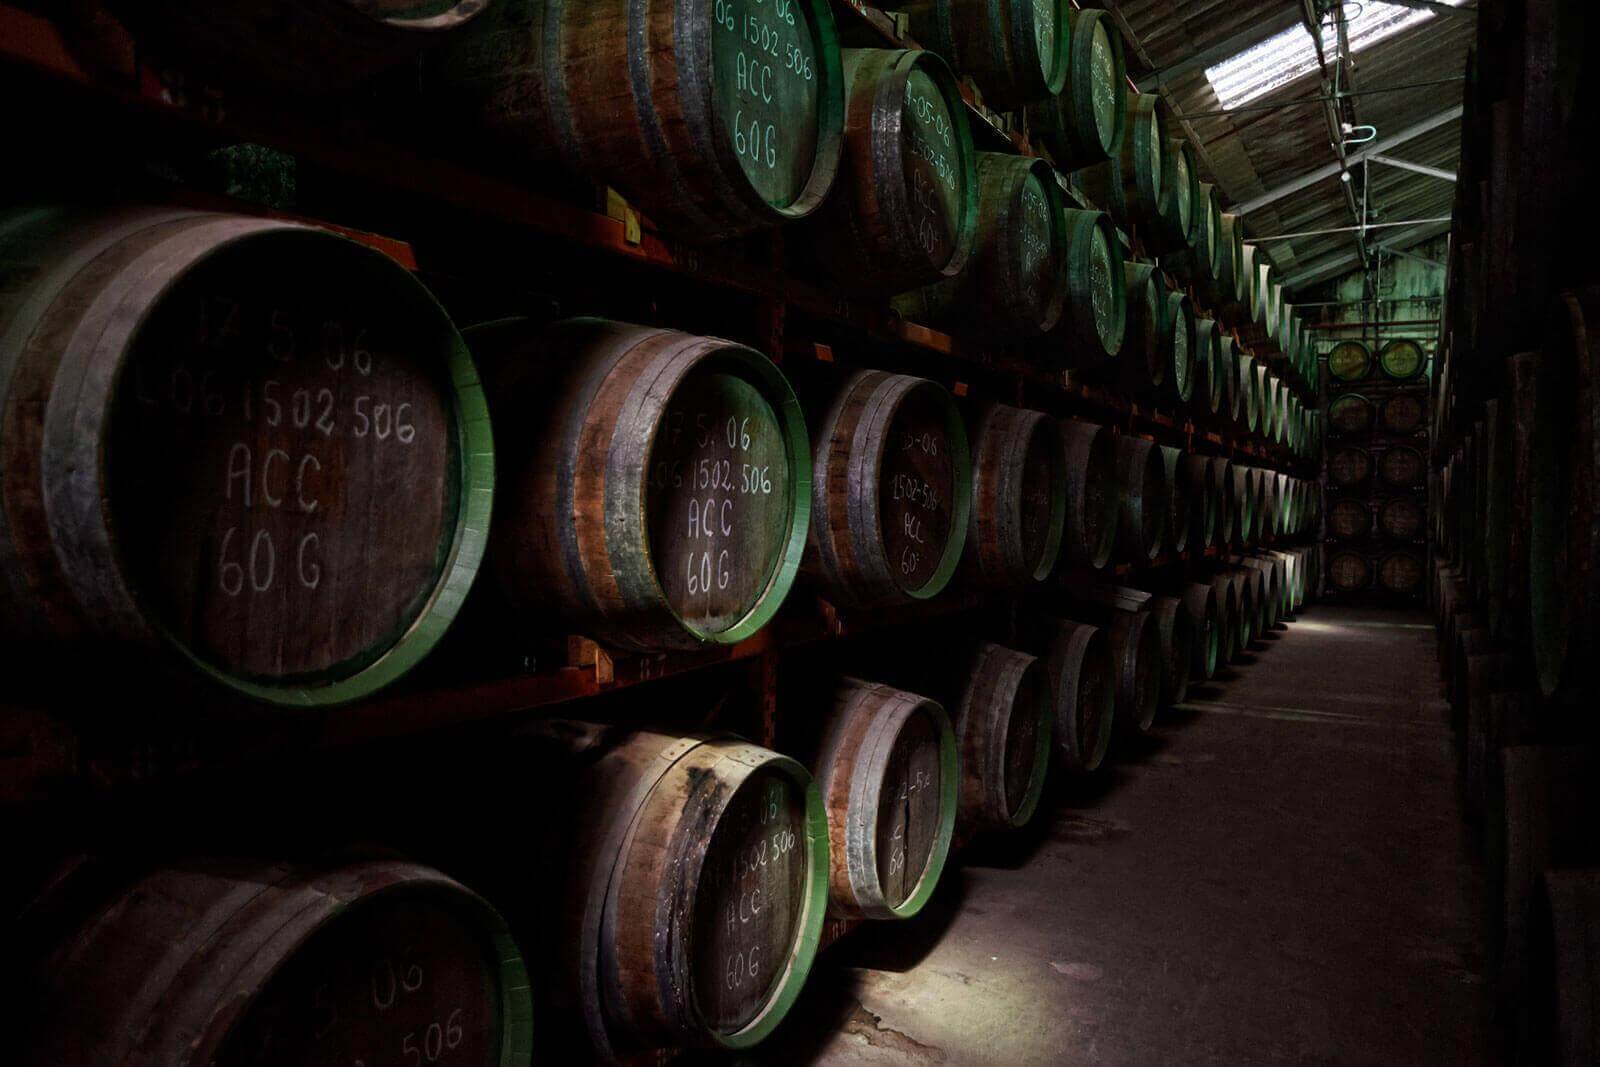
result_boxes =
[716,0,816,196]
[904,73,959,258]
[648,368,792,634]
[892,429,945,578]
[113,270,454,681]
[721,780,796,993]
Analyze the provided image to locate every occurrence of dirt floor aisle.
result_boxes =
[749,605,1495,1065]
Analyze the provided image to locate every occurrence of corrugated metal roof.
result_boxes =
[1096,0,1471,293]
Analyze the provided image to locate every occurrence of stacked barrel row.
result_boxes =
[1429,3,1600,1063]
[46,4,1319,455]
[16,558,1323,1066]
[0,206,1314,707]
[1321,338,1430,600]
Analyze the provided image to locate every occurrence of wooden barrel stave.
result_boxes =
[955,642,1053,832]
[1114,437,1168,562]
[964,403,1067,587]
[1057,418,1119,568]
[805,370,972,607]
[1106,606,1161,734]
[1052,209,1127,367]
[815,678,959,920]
[1149,594,1193,709]
[1041,617,1115,774]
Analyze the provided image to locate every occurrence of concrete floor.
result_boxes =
[746,605,1496,1065]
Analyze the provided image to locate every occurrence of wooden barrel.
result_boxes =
[433,0,844,240]
[1053,209,1127,366]
[0,207,493,706]
[1241,562,1271,635]
[1196,183,1225,277]
[1238,352,1261,433]
[1078,90,1168,236]
[1324,444,1376,489]
[1092,261,1166,395]
[1253,364,1274,439]
[1218,343,1240,423]
[806,371,972,607]
[556,729,827,1053]
[1115,436,1168,562]
[1379,392,1427,435]
[1378,551,1424,595]
[1183,580,1220,681]
[1527,288,1600,698]
[955,642,1053,831]
[1231,464,1258,546]
[1149,595,1193,709]
[902,0,1071,111]
[1329,393,1376,436]
[1163,295,1198,408]
[815,678,958,919]
[1238,355,1259,434]
[1057,418,1119,568]
[1495,744,1600,1049]
[1152,136,1201,254]
[1378,445,1426,489]
[1237,558,1275,630]
[1324,342,1376,383]
[964,403,1067,587]
[1228,568,1260,651]
[1208,573,1239,666]
[1379,496,1424,542]
[1240,244,1264,321]
[1328,498,1372,541]
[103,0,489,95]
[1157,446,1188,556]
[1182,453,1219,550]
[1024,7,1126,168]
[27,859,534,1066]
[897,153,1068,338]
[1220,333,1241,420]
[1328,550,1373,593]
[803,48,977,291]
[1208,455,1236,547]
[1041,618,1115,774]
[1214,213,1248,314]
[1531,870,1600,1065]
[1105,606,1162,735]
[476,319,809,652]
[1198,320,1226,417]
[1378,338,1426,380]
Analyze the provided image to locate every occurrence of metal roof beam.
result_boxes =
[1368,153,1457,182]
[1280,219,1453,289]
[1232,105,1463,215]
[1382,0,1475,15]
